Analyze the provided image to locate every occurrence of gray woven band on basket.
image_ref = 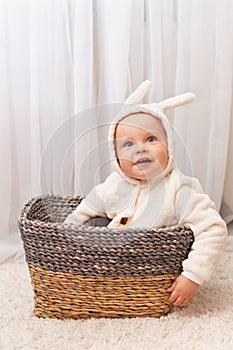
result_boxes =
[18,195,194,277]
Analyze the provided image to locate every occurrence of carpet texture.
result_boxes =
[1,251,233,350]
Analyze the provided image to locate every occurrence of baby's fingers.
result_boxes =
[168,290,179,304]
[167,282,176,293]
[172,296,185,306]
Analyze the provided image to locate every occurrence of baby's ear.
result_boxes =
[158,93,196,111]
[124,80,152,104]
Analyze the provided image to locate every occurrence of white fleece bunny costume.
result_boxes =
[65,80,227,285]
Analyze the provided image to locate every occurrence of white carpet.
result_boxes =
[1,251,233,350]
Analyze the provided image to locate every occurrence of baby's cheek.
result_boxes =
[157,149,168,169]
[118,148,133,161]
[119,158,131,172]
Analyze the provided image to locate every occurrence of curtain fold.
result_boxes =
[173,0,233,213]
[145,0,177,102]
[0,0,233,262]
[0,0,74,261]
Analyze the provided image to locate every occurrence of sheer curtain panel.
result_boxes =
[0,0,73,261]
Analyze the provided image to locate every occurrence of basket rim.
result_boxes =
[18,194,193,235]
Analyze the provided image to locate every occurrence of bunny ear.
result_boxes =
[124,80,152,104]
[158,92,196,110]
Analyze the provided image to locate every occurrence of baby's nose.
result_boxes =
[135,143,147,153]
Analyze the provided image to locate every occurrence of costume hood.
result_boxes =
[108,80,195,184]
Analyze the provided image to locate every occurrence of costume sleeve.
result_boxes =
[175,174,228,285]
[64,184,108,226]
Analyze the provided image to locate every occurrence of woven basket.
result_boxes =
[18,194,194,319]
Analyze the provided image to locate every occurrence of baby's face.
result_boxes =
[115,113,168,181]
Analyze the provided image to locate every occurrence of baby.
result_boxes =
[64,80,227,307]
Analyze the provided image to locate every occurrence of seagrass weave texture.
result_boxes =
[18,195,194,319]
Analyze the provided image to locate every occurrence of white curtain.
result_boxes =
[0,0,74,261]
[0,0,233,262]
[174,0,233,216]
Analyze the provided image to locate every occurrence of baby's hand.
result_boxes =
[167,275,200,307]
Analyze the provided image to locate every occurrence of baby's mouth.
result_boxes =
[134,158,152,165]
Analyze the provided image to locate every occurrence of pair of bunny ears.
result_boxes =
[124,80,196,110]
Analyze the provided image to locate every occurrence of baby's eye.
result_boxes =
[146,136,157,143]
[124,141,134,147]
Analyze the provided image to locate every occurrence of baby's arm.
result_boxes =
[167,275,199,307]
[64,184,107,226]
[167,174,227,306]
[64,199,107,225]
[177,178,227,284]
[64,172,126,226]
